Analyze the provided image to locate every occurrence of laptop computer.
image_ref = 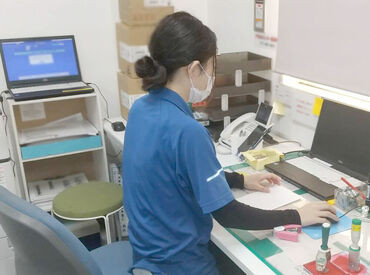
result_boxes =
[0,35,94,101]
[266,100,370,199]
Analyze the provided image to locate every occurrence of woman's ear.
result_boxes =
[187,60,201,78]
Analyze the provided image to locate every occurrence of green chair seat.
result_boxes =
[53,182,123,219]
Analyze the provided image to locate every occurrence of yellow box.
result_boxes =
[242,149,283,171]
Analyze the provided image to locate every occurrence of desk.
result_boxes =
[104,117,370,275]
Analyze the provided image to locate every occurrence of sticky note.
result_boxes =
[273,100,286,115]
[312,97,323,116]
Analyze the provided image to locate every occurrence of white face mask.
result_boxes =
[188,63,214,103]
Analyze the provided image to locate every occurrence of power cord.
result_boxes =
[0,90,9,136]
[0,90,16,177]
[86,82,110,119]
[338,206,363,219]
[275,140,302,147]
[84,84,123,157]
[107,149,122,159]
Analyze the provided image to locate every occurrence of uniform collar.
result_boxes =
[150,87,193,117]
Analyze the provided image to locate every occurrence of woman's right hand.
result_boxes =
[297,201,339,226]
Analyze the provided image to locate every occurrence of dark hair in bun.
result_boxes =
[135,56,167,91]
[135,12,217,91]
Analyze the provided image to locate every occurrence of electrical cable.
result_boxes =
[338,206,363,219]
[275,140,302,147]
[0,91,9,136]
[283,150,310,156]
[107,150,122,159]
[86,82,110,119]
[0,90,16,177]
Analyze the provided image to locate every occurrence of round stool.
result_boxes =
[52,181,123,244]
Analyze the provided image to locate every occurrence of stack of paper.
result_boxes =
[19,113,98,145]
[28,173,88,205]
[236,185,301,210]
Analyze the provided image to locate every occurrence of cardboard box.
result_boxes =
[117,72,147,119]
[116,22,155,78]
[119,0,174,26]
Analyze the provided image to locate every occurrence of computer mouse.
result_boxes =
[112,121,125,132]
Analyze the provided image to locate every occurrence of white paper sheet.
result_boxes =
[236,185,301,210]
[19,113,98,145]
[20,102,46,122]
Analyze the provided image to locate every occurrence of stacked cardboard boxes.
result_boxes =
[116,0,174,119]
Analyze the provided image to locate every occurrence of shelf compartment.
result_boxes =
[21,135,102,161]
[206,103,259,122]
[23,151,100,184]
[212,74,270,99]
[216,52,272,74]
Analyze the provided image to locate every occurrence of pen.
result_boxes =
[341,177,366,200]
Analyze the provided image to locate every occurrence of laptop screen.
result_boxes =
[255,102,273,126]
[310,100,370,180]
[0,36,81,88]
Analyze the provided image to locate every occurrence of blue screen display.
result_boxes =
[2,38,79,82]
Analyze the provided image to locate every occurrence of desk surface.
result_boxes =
[104,117,370,275]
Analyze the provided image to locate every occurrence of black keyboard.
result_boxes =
[265,161,337,200]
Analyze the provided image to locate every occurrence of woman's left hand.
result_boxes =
[243,173,281,193]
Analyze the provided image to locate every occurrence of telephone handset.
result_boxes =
[216,103,274,155]
[220,113,256,140]
[217,112,257,155]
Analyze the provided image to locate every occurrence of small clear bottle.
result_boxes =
[348,245,361,272]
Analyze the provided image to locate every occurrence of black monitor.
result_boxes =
[310,100,370,181]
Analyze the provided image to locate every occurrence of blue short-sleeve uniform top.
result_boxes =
[122,87,234,275]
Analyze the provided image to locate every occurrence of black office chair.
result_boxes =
[0,186,133,275]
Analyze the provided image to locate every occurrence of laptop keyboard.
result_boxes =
[12,82,86,94]
[286,156,362,188]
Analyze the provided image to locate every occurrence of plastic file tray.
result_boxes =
[212,74,270,99]
[21,135,102,160]
[216,52,272,74]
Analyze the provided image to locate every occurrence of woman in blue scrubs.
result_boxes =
[123,12,338,275]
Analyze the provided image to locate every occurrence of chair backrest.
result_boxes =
[0,186,102,275]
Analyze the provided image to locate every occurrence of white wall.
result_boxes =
[0,0,121,117]
[207,0,278,58]
[173,0,207,23]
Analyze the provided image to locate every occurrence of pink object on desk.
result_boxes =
[273,224,302,242]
